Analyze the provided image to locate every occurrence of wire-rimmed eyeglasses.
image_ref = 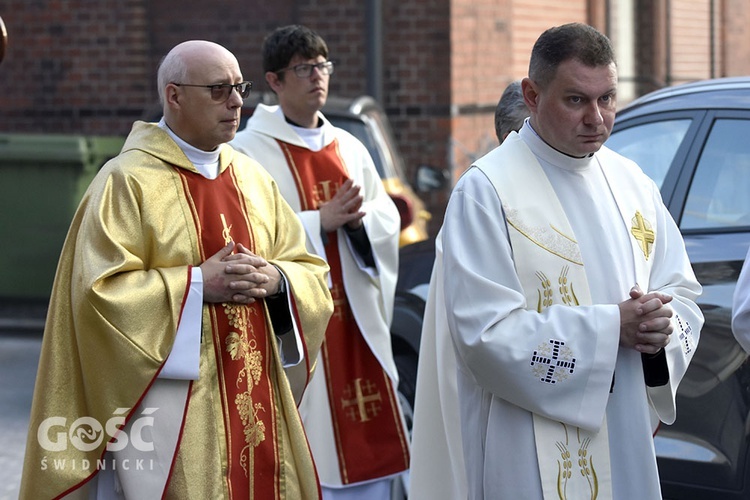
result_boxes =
[276,61,335,78]
[172,81,253,102]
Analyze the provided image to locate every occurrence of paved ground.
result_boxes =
[0,330,42,500]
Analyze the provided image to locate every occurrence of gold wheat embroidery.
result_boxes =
[555,424,599,499]
[536,271,554,312]
[537,267,580,311]
[558,266,579,306]
[577,431,599,500]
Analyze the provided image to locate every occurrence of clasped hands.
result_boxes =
[200,242,282,304]
[619,284,674,355]
[318,178,365,232]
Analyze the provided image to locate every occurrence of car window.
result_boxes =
[606,119,692,188]
[327,116,386,178]
[361,112,406,181]
[681,118,750,230]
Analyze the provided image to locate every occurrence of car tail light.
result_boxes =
[389,193,414,230]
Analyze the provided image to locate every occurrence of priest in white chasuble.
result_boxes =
[232,25,409,500]
[20,40,332,499]
[409,23,703,500]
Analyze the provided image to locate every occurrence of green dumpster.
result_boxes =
[0,133,125,301]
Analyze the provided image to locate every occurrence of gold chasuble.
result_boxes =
[279,139,410,484]
[19,122,331,500]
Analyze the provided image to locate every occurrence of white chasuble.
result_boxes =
[411,124,702,500]
[476,135,616,500]
[480,130,685,499]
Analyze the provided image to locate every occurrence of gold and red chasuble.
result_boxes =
[177,165,281,499]
[279,139,409,484]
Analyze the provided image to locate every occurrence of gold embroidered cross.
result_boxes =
[630,211,655,261]
[341,378,382,422]
[313,180,337,207]
[220,213,233,245]
[331,284,346,321]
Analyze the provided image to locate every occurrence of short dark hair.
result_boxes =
[528,23,615,88]
[494,80,528,144]
[262,25,328,77]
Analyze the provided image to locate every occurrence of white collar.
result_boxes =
[520,121,597,173]
[159,118,220,179]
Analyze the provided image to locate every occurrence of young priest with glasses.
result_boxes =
[233,24,409,500]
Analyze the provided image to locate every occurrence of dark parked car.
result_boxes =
[606,76,750,499]
[396,76,750,498]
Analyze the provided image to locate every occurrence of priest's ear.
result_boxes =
[164,83,182,108]
[265,71,283,94]
[521,77,540,114]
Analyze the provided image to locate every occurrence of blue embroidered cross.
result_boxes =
[531,339,576,384]
[675,315,693,355]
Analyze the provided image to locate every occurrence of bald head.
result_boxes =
[157,40,238,107]
[157,40,245,151]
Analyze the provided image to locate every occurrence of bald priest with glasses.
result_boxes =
[21,40,333,499]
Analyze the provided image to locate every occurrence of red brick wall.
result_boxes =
[723,0,750,76]
[0,0,151,135]
[448,0,590,180]
[1,0,749,234]
[671,0,714,83]
[511,0,589,79]
[379,0,452,217]
[635,0,749,91]
[449,0,513,175]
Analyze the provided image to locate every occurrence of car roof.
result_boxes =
[323,94,381,118]
[617,76,750,118]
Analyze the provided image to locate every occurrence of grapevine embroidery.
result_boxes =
[225,302,265,477]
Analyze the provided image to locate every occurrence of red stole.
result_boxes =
[278,139,409,484]
[178,165,282,499]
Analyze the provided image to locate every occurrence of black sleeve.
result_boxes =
[344,224,376,268]
[642,350,670,387]
[265,271,292,336]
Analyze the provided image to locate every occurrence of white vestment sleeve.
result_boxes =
[642,185,702,424]
[95,379,191,499]
[158,266,202,380]
[733,246,750,353]
[275,272,305,367]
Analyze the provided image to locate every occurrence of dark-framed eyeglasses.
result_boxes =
[277,61,335,78]
[172,81,253,101]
